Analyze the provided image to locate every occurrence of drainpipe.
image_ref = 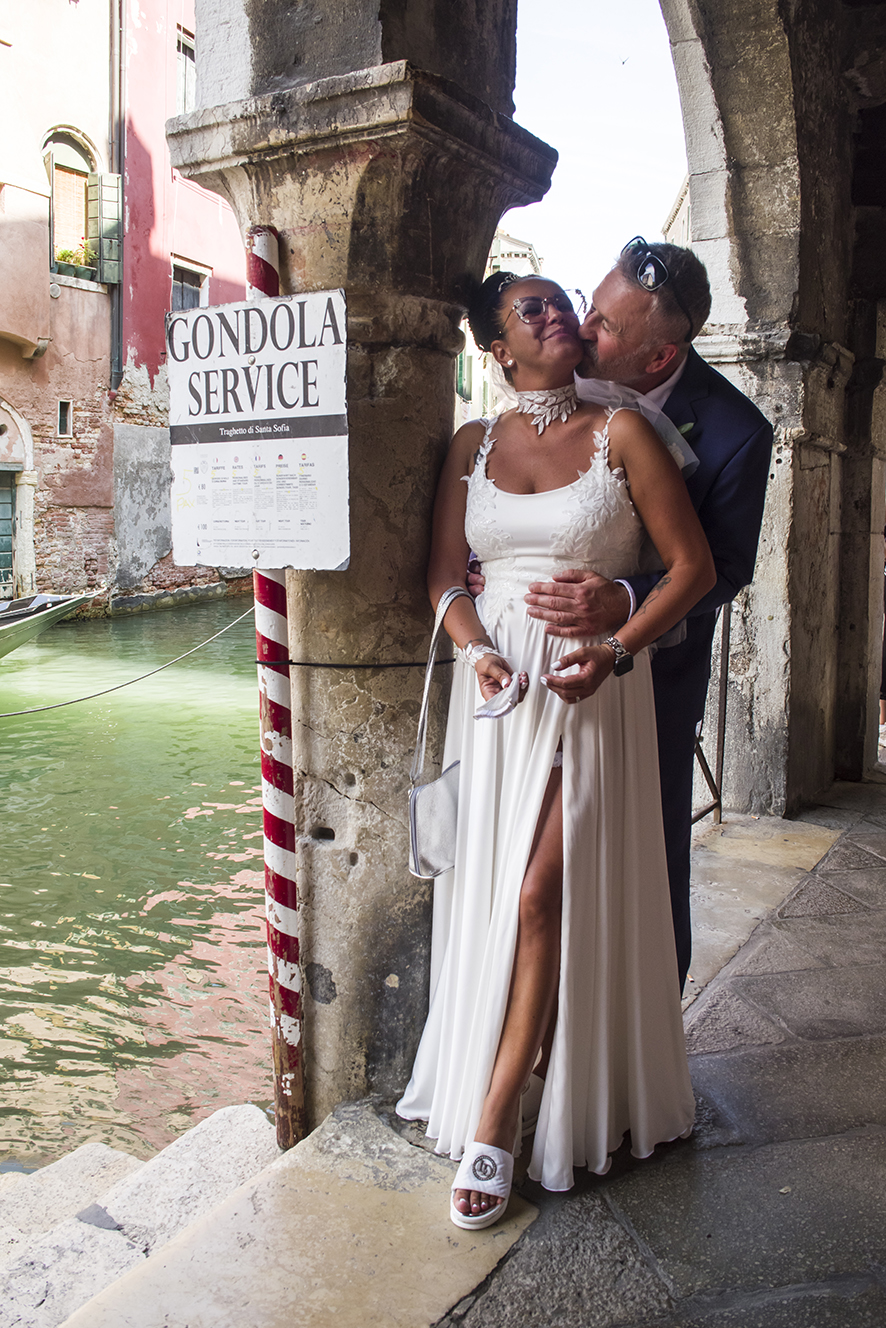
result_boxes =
[246,226,305,1149]
[108,0,124,389]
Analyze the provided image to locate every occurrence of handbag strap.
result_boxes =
[410,586,474,787]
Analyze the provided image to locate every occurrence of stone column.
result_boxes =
[836,302,886,779]
[169,48,555,1120]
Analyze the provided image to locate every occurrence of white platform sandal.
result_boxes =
[450,1142,514,1230]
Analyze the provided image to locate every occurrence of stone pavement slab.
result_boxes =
[59,1102,537,1328]
[803,779,886,819]
[719,920,828,976]
[693,819,839,871]
[600,1131,886,1299]
[689,1035,886,1145]
[730,964,886,1039]
[618,1282,886,1328]
[769,910,886,965]
[683,985,787,1055]
[436,1191,673,1328]
[816,840,886,872]
[778,875,869,915]
[841,825,886,860]
[812,867,886,907]
[685,817,840,1001]
[791,804,865,831]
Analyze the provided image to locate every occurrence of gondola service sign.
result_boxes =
[166,290,348,569]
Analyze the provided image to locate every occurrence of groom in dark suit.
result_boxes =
[525,241,773,990]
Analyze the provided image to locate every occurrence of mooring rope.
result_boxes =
[0,605,256,718]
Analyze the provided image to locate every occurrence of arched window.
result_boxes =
[44,132,96,263]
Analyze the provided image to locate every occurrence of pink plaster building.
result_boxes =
[0,0,247,609]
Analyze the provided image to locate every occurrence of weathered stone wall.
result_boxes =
[113,424,176,588]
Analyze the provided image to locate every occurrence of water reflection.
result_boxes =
[0,598,272,1165]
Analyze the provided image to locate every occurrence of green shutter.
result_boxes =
[456,351,473,402]
[0,474,14,598]
[87,173,122,285]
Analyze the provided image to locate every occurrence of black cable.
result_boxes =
[257,658,455,668]
[0,605,256,718]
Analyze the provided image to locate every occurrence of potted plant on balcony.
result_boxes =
[73,241,98,282]
[54,249,78,277]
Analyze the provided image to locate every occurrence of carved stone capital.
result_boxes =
[167,61,557,303]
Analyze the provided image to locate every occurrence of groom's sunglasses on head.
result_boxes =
[621,237,694,342]
[500,288,588,332]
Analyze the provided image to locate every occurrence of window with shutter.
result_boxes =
[45,131,96,264]
[54,166,88,258]
[172,266,204,310]
[87,174,122,284]
[0,474,14,600]
[177,29,196,114]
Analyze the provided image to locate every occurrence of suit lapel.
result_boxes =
[662,347,709,452]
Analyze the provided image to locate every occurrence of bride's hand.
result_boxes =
[475,654,529,704]
[541,645,614,703]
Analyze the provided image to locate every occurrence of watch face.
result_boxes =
[613,653,634,676]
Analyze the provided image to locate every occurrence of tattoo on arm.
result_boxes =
[630,575,672,621]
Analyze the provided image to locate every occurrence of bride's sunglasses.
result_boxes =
[500,288,587,333]
[621,237,694,341]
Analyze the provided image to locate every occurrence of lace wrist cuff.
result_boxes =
[458,643,500,669]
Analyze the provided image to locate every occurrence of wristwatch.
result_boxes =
[604,635,634,676]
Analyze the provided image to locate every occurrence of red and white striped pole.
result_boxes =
[246,224,281,300]
[246,224,305,1148]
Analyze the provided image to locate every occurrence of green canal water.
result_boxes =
[0,597,273,1167]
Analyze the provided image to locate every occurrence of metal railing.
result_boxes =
[692,602,731,826]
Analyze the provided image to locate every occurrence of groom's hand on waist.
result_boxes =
[467,559,485,599]
[526,570,631,638]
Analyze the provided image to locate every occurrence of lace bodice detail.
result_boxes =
[463,414,646,631]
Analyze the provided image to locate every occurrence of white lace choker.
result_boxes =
[515,383,579,434]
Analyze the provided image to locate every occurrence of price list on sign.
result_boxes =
[165,290,349,570]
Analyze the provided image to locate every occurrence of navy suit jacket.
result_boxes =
[626,346,774,722]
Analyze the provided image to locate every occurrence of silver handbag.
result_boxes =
[408,587,473,878]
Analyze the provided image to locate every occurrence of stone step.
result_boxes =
[0,1103,280,1328]
[0,1142,143,1270]
[57,1102,538,1328]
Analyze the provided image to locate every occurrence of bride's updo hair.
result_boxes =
[467,271,520,354]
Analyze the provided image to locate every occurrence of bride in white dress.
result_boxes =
[396,272,716,1228]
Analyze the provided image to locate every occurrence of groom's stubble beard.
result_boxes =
[577,338,654,390]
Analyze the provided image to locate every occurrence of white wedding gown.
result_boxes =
[396,413,695,1192]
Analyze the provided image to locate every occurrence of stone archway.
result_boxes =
[661,0,886,811]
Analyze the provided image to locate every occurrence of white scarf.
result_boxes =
[486,361,698,475]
